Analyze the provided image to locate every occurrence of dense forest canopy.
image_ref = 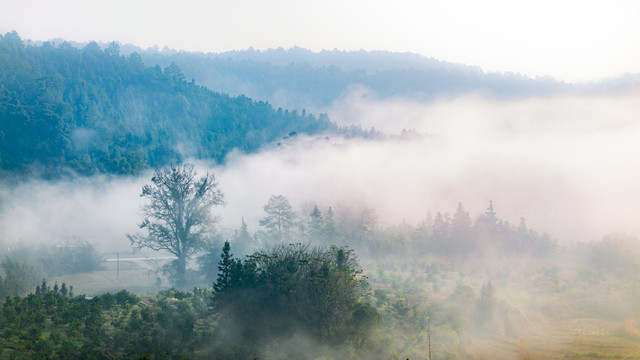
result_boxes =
[0,32,338,177]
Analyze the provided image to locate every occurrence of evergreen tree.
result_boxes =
[232,218,253,255]
[452,202,473,250]
[213,241,234,293]
[0,33,338,177]
[484,200,497,225]
[259,195,296,243]
[308,205,324,241]
[474,201,499,250]
[324,206,338,241]
[432,212,451,250]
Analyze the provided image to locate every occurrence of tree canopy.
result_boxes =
[0,32,338,177]
[211,242,377,358]
[127,164,224,287]
[259,194,296,243]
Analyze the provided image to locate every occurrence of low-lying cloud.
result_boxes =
[1,91,639,250]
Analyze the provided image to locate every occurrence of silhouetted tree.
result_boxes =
[212,243,373,354]
[231,218,253,255]
[259,195,296,242]
[128,164,224,287]
[452,202,473,251]
[308,205,324,241]
[213,241,235,293]
[324,206,338,241]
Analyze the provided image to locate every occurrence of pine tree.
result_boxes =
[485,200,497,224]
[213,241,234,293]
[259,195,296,242]
[40,279,49,294]
[324,206,337,241]
[432,212,451,245]
[452,202,472,248]
[232,218,253,255]
[308,205,324,241]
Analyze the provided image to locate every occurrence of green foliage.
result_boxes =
[212,241,237,293]
[128,164,224,288]
[212,242,379,358]
[0,244,380,360]
[0,32,337,177]
[259,194,297,243]
[308,204,324,241]
[0,257,42,298]
[0,286,212,359]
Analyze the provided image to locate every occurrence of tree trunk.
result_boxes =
[176,255,187,288]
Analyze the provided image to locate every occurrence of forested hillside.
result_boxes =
[135,47,567,110]
[0,32,337,177]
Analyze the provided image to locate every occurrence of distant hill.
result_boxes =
[129,47,640,112]
[131,47,569,111]
[0,32,338,177]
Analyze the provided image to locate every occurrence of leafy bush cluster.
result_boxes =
[210,242,381,358]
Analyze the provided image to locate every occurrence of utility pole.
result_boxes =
[116,252,119,280]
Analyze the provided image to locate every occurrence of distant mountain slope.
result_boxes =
[0,32,337,177]
[134,47,569,111]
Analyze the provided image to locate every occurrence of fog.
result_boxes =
[222,90,640,243]
[1,91,640,250]
[0,176,146,251]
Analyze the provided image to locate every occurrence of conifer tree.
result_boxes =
[214,241,234,293]
[308,205,324,241]
[259,195,296,242]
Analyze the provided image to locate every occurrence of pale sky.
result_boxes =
[1,0,639,83]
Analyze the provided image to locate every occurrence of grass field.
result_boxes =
[365,255,640,360]
[50,261,162,296]
[30,252,640,360]
[465,319,640,360]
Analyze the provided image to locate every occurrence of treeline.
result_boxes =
[0,243,383,360]
[412,201,555,257]
[0,32,338,177]
[209,196,556,264]
[136,47,567,110]
[0,240,102,298]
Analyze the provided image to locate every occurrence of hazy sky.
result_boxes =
[1,0,638,82]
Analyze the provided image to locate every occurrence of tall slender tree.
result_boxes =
[308,205,324,241]
[259,195,296,242]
